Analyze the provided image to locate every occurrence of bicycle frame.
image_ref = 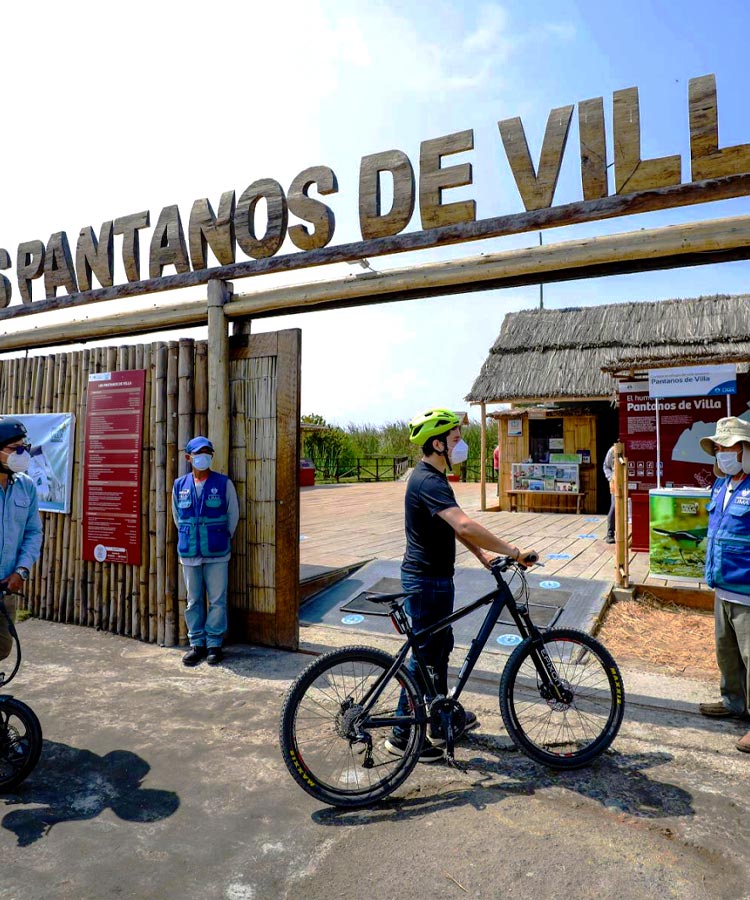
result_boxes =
[359,564,569,734]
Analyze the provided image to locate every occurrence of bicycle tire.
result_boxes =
[499,627,624,769]
[0,697,43,790]
[280,646,426,808]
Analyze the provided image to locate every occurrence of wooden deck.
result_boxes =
[299,481,707,592]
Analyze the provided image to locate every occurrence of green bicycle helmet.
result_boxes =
[408,408,461,445]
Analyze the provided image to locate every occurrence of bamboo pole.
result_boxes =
[148,346,158,642]
[479,401,487,511]
[176,339,194,645]
[613,442,630,587]
[136,344,148,640]
[154,343,167,646]
[165,341,179,646]
[207,279,231,474]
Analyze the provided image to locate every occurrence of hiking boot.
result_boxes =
[384,735,444,763]
[206,647,224,666]
[182,646,207,667]
[736,732,750,753]
[699,701,734,718]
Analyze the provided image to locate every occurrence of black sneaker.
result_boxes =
[604,534,616,544]
[182,646,207,667]
[206,647,224,666]
[384,734,444,763]
[429,709,480,745]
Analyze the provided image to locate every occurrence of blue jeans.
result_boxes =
[182,561,229,648]
[393,572,455,740]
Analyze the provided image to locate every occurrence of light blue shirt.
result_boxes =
[0,473,43,579]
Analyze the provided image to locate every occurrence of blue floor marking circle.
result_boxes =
[546,553,572,560]
[341,614,364,625]
[577,534,597,539]
[585,517,601,523]
[539,580,561,589]
[497,634,522,646]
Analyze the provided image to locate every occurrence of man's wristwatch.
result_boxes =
[15,567,29,581]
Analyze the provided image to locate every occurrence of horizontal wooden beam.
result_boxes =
[225,213,750,318]
[0,301,206,353]
[2,172,750,322]
[3,212,750,354]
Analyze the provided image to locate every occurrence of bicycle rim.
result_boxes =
[0,697,43,790]
[280,646,425,807]
[500,628,624,769]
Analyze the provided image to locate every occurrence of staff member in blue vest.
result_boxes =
[698,417,750,753]
[172,436,239,667]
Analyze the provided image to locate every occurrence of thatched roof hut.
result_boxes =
[466,293,750,404]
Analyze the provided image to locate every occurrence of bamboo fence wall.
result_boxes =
[0,340,210,646]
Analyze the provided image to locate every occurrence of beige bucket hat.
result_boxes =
[699,416,750,475]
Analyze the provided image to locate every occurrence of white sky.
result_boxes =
[2,1,750,425]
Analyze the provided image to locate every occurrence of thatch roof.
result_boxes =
[466,293,750,404]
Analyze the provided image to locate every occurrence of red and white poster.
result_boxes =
[82,370,146,565]
[619,373,749,550]
[619,374,749,493]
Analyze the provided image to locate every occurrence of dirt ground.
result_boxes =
[597,592,719,681]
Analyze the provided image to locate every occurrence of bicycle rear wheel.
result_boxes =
[499,628,623,769]
[0,697,43,790]
[280,646,426,808]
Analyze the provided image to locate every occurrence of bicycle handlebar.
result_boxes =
[488,554,540,583]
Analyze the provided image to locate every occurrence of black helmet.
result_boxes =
[0,416,27,448]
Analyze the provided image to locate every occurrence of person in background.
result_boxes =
[0,417,43,660]
[172,436,239,667]
[698,417,750,754]
[492,444,500,479]
[603,444,616,544]
[385,408,537,763]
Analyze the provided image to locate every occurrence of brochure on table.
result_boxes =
[511,462,579,493]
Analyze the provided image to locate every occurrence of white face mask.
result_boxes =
[4,449,30,474]
[450,439,469,465]
[716,451,743,476]
[191,454,213,471]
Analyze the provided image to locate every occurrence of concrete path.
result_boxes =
[2,618,750,900]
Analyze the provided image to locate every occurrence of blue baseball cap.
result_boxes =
[186,436,214,455]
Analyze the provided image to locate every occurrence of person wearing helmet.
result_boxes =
[385,408,537,762]
[0,416,43,660]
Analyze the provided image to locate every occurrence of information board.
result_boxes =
[82,370,146,565]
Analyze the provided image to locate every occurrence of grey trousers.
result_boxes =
[0,593,17,661]
[715,598,750,716]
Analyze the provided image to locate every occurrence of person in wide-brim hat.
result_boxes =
[699,416,750,477]
[698,415,750,753]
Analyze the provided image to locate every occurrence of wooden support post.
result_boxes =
[480,402,487,511]
[613,441,630,587]
[207,279,233,473]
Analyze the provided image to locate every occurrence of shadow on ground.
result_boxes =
[311,750,693,826]
[1,740,180,846]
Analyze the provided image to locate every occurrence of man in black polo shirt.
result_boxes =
[386,408,537,762]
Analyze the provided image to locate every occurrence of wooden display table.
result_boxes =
[507,489,586,514]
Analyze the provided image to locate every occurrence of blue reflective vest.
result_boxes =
[705,475,750,596]
[173,472,231,560]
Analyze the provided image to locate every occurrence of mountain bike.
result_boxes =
[280,556,624,808]
[0,591,42,790]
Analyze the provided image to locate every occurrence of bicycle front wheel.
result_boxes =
[0,697,43,790]
[280,646,426,808]
[499,628,624,769]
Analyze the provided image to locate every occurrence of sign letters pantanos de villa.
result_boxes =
[0,73,748,318]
